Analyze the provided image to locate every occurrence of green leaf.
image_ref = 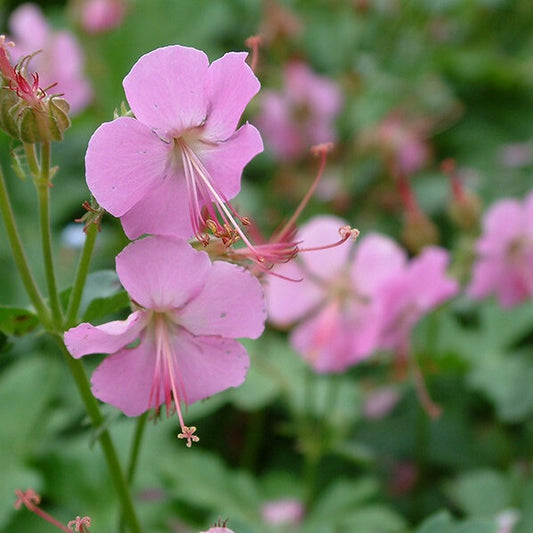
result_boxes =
[81,289,130,322]
[0,305,38,336]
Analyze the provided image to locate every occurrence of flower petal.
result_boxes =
[196,122,263,200]
[90,334,157,416]
[119,167,192,239]
[178,261,266,339]
[115,236,210,310]
[123,45,209,135]
[204,51,260,141]
[64,311,146,359]
[265,260,324,326]
[85,117,170,217]
[173,331,250,404]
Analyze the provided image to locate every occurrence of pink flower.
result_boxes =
[256,61,343,160]
[467,192,533,307]
[199,528,234,533]
[378,246,459,354]
[86,44,262,247]
[261,498,305,526]
[64,236,265,446]
[265,216,406,373]
[8,3,92,114]
[80,0,126,34]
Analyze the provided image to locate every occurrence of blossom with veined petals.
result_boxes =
[467,192,533,307]
[265,215,406,373]
[85,44,263,250]
[64,236,265,446]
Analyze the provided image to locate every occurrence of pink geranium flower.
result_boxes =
[80,0,127,34]
[265,216,406,373]
[378,246,459,354]
[64,236,265,446]
[85,44,262,247]
[8,3,92,114]
[467,192,533,307]
[256,61,343,160]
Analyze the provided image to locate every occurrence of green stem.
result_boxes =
[0,165,52,328]
[64,223,98,329]
[36,141,63,326]
[53,335,143,533]
[126,412,148,484]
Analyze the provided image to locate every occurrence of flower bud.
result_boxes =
[401,209,439,254]
[449,188,481,232]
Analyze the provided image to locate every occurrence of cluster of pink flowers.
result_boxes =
[256,61,343,160]
[265,215,459,373]
[65,45,267,445]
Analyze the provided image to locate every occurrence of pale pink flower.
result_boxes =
[199,528,235,533]
[8,3,92,114]
[256,61,343,160]
[261,498,305,526]
[86,44,262,247]
[64,236,265,446]
[362,386,401,419]
[467,192,533,307]
[378,246,459,354]
[80,0,126,34]
[265,216,406,373]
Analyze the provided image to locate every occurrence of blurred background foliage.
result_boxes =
[1,0,533,532]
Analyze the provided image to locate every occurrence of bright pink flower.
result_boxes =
[8,3,92,114]
[256,61,343,160]
[377,246,459,354]
[265,216,406,373]
[64,236,265,446]
[467,193,533,307]
[80,0,126,34]
[86,45,262,246]
[199,528,234,533]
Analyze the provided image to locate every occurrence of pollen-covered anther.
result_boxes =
[339,225,360,242]
[68,516,92,532]
[310,142,334,157]
[178,425,200,447]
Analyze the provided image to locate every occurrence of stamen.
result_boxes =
[245,34,262,72]
[14,489,73,532]
[150,314,199,447]
[67,516,91,532]
[298,225,359,253]
[177,139,262,261]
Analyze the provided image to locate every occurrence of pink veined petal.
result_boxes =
[115,236,211,310]
[119,168,193,239]
[204,51,260,141]
[296,215,354,281]
[123,45,209,135]
[90,333,157,416]
[351,233,407,297]
[177,261,266,339]
[266,260,324,327]
[195,122,263,200]
[171,331,250,404]
[85,117,170,217]
[64,310,146,359]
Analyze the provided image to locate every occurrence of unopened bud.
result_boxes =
[449,189,481,232]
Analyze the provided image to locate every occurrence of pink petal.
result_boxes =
[9,4,49,50]
[174,332,250,404]
[467,258,502,301]
[477,199,523,255]
[64,311,146,359]
[115,236,210,310]
[297,215,354,281]
[265,260,324,326]
[204,51,260,141]
[85,117,170,217]
[90,334,157,416]
[351,233,407,296]
[178,261,266,339]
[196,122,263,200]
[119,168,192,239]
[123,45,209,135]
